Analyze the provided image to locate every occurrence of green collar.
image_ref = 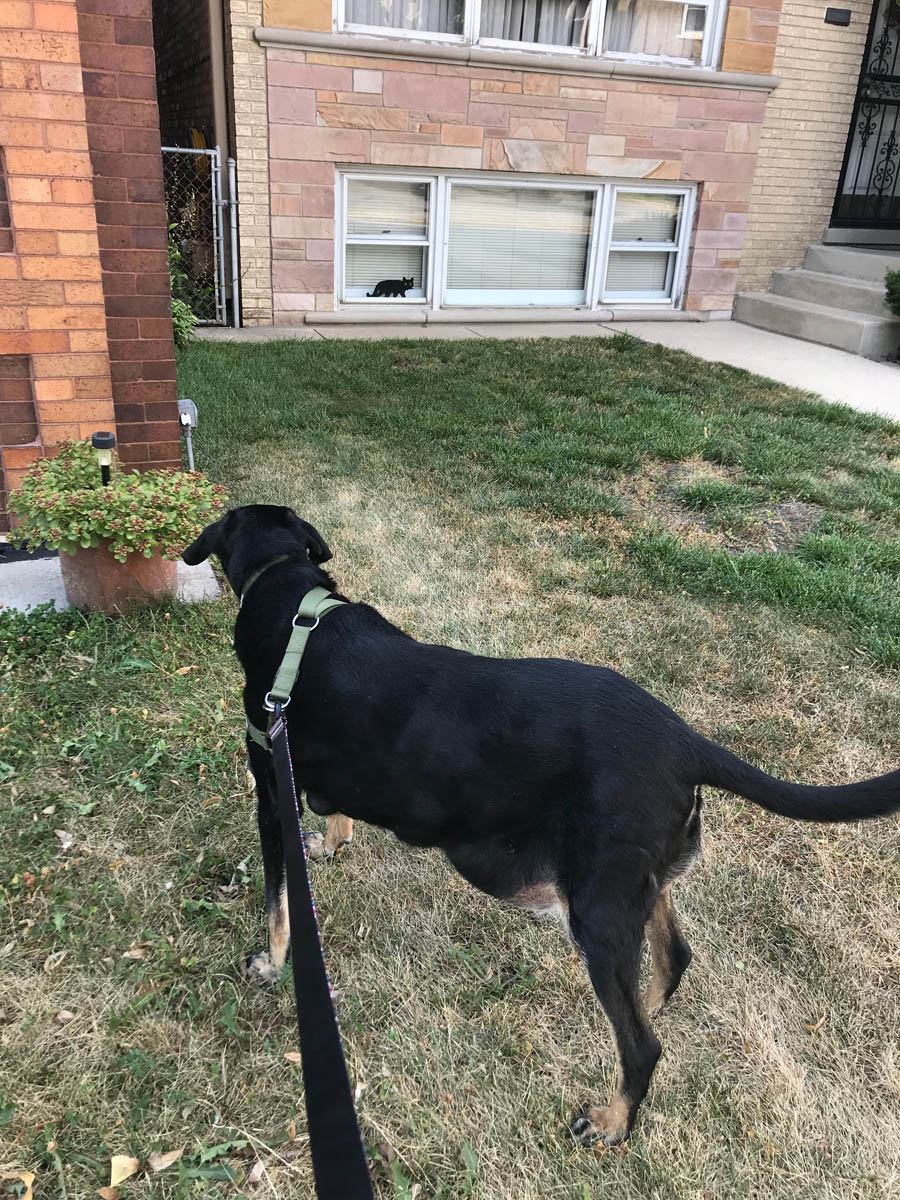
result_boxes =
[246,585,346,750]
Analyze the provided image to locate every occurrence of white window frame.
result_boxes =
[339,172,438,304]
[334,0,726,69]
[335,167,696,311]
[599,184,692,303]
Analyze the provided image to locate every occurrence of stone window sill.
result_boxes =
[255,27,779,92]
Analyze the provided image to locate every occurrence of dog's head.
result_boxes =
[182,504,332,595]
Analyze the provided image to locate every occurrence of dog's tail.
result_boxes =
[690,735,900,822]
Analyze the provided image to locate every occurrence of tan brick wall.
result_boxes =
[0,0,115,523]
[267,51,771,318]
[740,0,872,291]
[226,0,273,324]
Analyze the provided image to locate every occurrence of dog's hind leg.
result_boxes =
[643,886,692,1018]
[243,744,289,987]
[569,861,662,1148]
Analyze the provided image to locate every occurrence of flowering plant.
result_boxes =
[9,439,227,563]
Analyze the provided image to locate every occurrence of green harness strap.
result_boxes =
[246,585,346,751]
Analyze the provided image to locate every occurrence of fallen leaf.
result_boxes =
[55,830,74,852]
[0,1172,34,1200]
[43,950,67,973]
[803,1014,827,1034]
[42,805,56,815]
[284,1051,302,1064]
[377,1141,396,1164]
[174,665,198,675]
[53,1009,76,1026]
[202,796,222,807]
[147,1147,184,1173]
[97,1187,119,1199]
[109,1155,140,1187]
[287,1119,296,1142]
[247,1159,266,1185]
[121,947,146,960]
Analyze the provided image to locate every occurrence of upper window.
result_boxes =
[337,0,723,65]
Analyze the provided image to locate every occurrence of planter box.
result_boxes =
[58,541,177,614]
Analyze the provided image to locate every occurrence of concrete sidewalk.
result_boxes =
[198,318,900,422]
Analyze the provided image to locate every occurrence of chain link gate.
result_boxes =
[162,145,240,326]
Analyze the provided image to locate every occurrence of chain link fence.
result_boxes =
[162,146,226,325]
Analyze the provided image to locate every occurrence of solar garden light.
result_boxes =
[91,431,115,486]
[178,397,198,471]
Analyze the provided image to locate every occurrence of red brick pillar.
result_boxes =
[0,0,116,528]
[75,0,179,470]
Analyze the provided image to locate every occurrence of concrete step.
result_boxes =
[733,292,900,359]
[804,243,900,283]
[770,268,891,317]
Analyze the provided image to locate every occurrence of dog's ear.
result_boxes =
[287,513,332,564]
[182,515,226,565]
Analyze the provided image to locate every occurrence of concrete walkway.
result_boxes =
[198,318,900,421]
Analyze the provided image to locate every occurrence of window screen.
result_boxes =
[344,177,431,300]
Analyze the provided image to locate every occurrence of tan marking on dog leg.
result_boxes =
[644,886,675,1017]
[268,882,290,971]
[583,1094,631,1147]
[643,885,691,1018]
[324,813,353,855]
[509,882,570,931]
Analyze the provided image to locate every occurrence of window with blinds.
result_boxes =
[343,177,431,300]
[602,191,683,300]
[445,185,593,305]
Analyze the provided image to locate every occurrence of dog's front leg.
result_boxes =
[243,743,289,987]
[307,813,354,861]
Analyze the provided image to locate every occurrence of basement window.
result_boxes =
[337,170,695,310]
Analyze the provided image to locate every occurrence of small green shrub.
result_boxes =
[8,438,227,561]
[172,294,198,348]
[886,269,900,318]
[169,224,198,347]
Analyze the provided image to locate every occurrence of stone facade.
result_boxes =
[253,0,782,320]
[225,0,273,324]
[0,0,178,528]
[265,48,770,318]
[740,0,873,290]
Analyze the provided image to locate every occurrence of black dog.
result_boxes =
[183,504,900,1147]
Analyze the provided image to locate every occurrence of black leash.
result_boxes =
[268,704,374,1200]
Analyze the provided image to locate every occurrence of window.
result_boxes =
[446,184,594,304]
[602,190,683,301]
[0,150,12,255]
[343,178,432,300]
[337,0,724,65]
[343,0,464,37]
[337,171,693,309]
[479,0,593,50]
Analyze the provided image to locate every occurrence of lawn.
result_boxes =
[3,333,900,1199]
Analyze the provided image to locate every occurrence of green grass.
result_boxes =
[3,334,900,1199]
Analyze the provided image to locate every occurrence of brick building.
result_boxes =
[0,0,178,530]
[147,0,899,349]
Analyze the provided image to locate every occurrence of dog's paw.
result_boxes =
[569,1105,628,1148]
[241,950,281,988]
[305,831,332,862]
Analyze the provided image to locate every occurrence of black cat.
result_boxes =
[367,276,414,298]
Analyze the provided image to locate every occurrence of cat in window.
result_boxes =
[367,276,414,298]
